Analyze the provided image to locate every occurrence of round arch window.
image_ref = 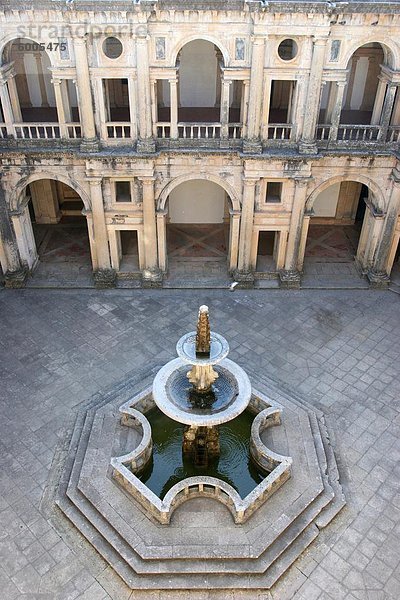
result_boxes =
[278,39,298,61]
[103,37,123,59]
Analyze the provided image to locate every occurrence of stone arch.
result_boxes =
[343,39,398,70]
[306,175,385,214]
[1,35,56,68]
[171,35,230,67]
[157,173,240,213]
[12,172,91,212]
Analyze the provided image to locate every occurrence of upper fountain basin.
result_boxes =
[152,357,252,426]
[176,331,229,366]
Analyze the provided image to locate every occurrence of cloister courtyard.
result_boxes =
[0,287,399,600]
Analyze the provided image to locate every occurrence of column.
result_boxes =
[244,37,265,152]
[136,35,155,152]
[344,56,360,110]
[73,36,98,150]
[280,178,310,287]
[88,179,114,286]
[30,180,61,224]
[228,209,241,272]
[215,49,223,108]
[220,79,231,139]
[368,171,400,286]
[328,81,347,141]
[0,182,27,286]
[300,38,328,153]
[128,75,138,139]
[60,80,72,122]
[6,73,22,122]
[237,178,258,278]
[35,53,49,108]
[169,77,178,139]
[140,177,161,281]
[276,230,289,270]
[240,80,250,137]
[52,78,68,138]
[361,57,379,111]
[378,82,398,140]
[260,77,271,141]
[324,82,336,124]
[150,79,157,137]
[11,205,38,270]
[371,76,388,124]
[156,209,168,272]
[0,80,15,135]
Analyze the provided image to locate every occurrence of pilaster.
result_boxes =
[136,35,156,153]
[367,170,400,287]
[88,178,115,287]
[169,77,179,139]
[73,36,98,152]
[236,177,258,285]
[328,82,347,141]
[279,177,311,287]
[0,182,27,287]
[243,37,265,154]
[299,38,328,154]
[140,176,162,286]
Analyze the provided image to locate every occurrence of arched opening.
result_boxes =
[164,179,233,283]
[303,181,370,283]
[177,40,223,122]
[319,43,400,131]
[342,43,385,125]
[16,179,92,284]
[0,39,78,134]
[156,40,243,139]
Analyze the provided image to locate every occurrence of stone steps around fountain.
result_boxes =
[58,486,320,589]
[68,390,330,559]
[53,367,345,590]
[54,384,340,579]
[65,447,331,578]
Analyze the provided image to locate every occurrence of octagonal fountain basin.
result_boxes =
[111,389,292,525]
[139,407,265,500]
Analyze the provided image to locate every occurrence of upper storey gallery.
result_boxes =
[0,0,400,153]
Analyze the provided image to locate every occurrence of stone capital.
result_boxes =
[293,176,313,187]
[73,36,88,46]
[88,178,103,187]
[250,36,265,46]
[312,37,329,47]
[242,177,259,186]
[138,176,156,184]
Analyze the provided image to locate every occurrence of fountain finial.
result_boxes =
[196,305,211,357]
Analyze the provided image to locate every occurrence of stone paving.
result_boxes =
[0,287,399,599]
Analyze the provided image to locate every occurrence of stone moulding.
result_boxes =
[110,389,292,525]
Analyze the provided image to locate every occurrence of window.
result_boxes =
[278,39,298,61]
[103,37,123,59]
[116,181,131,202]
[266,182,282,203]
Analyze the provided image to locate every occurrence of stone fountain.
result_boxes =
[152,305,251,466]
[55,304,345,594]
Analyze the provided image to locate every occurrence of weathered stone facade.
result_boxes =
[0,0,400,288]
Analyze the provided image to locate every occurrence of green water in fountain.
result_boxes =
[138,408,266,500]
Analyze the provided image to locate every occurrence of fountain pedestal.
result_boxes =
[183,425,220,467]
